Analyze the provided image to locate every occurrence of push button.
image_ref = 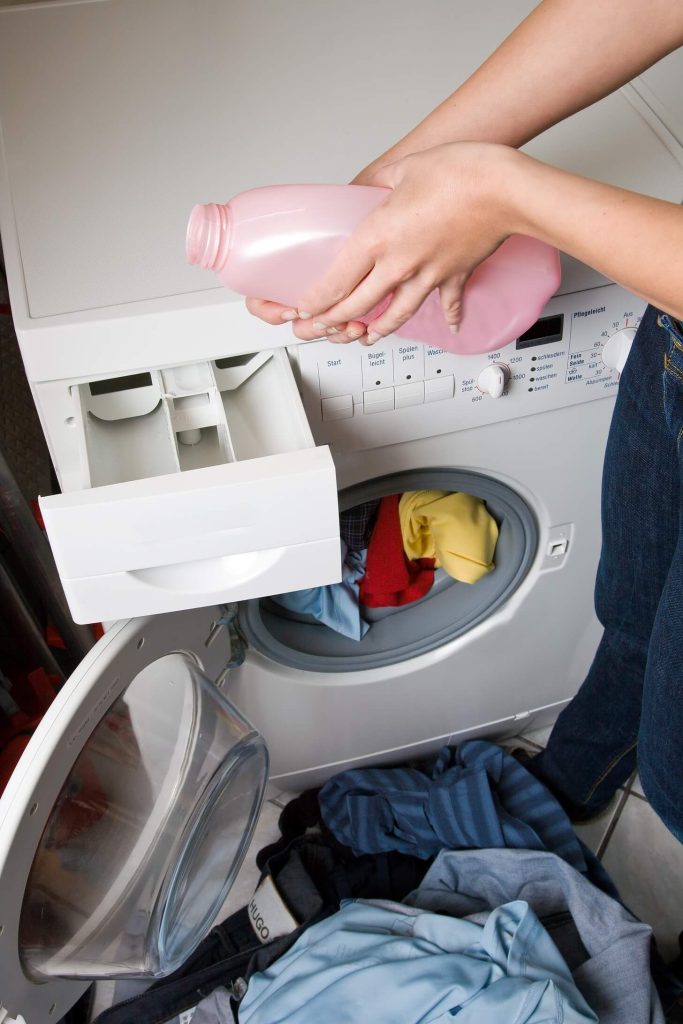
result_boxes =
[321,395,354,421]
[394,381,425,408]
[363,387,395,414]
[424,376,455,402]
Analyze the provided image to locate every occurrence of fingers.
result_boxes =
[245,296,357,342]
[301,264,400,334]
[289,318,350,342]
[358,278,433,343]
[245,295,372,345]
[245,296,300,325]
[438,276,469,333]
[324,320,370,344]
[297,236,376,322]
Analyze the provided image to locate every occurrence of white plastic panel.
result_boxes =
[39,349,340,622]
[41,452,338,578]
[58,537,342,624]
[295,283,644,451]
[225,395,613,791]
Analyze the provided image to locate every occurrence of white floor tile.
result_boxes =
[519,724,554,748]
[601,793,683,960]
[572,792,624,855]
[265,782,287,804]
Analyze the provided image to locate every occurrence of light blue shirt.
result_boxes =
[238,897,597,1024]
[272,541,368,641]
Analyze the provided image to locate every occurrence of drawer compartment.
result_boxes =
[40,350,340,622]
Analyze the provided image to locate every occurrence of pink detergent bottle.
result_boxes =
[186,184,560,356]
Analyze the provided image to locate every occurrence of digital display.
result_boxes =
[516,314,565,350]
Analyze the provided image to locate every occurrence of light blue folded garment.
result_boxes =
[237,897,597,1024]
[406,848,663,1024]
[272,541,368,641]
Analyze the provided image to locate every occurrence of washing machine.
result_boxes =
[0,1,682,1021]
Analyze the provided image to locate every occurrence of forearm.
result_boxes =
[502,149,683,321]
[358,0,683,178]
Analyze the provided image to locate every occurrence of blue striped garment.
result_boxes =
[319,741,588,874]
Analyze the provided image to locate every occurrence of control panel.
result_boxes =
[294,283,644,450]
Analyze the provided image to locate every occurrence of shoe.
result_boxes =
[508,746,533,765]
[560,792,620,826]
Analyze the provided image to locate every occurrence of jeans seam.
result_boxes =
[664,355,683,384]
[658,314,683,346]
[583,739,638,804]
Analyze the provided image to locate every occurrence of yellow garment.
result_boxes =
[398,490,499,584]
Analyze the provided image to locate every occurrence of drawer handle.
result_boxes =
[128,549,285,594]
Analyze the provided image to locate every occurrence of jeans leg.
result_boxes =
[638,315,683,840]
[530,307,680,815]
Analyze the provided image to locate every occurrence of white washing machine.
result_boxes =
[0,1,682,1021]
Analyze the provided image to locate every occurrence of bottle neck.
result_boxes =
[186,203,231,271]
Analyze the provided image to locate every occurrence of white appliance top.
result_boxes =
[0,0,681,323]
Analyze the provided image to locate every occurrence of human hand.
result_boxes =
[295,142,516,344]
[243,160,389,343]
[244,295,369,345]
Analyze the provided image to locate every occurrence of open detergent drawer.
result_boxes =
[39,349,340,623]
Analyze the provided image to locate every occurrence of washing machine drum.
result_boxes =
[0,608,268,1024]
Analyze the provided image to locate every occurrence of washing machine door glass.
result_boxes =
[16,643,267,982]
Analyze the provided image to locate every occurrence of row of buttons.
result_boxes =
[321,375,455,421]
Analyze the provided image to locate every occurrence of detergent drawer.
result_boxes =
[39,349,340,623]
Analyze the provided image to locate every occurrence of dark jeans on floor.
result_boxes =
[531,305,683,841]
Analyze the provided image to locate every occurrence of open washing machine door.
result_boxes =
[0,605,268,1024]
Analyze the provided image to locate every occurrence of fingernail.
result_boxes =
[280,309,298,322]
[298,311,312,320]
[449,324,459,335]
[313,321,329,332]
[346,327,364,340]
[367,331,382,345]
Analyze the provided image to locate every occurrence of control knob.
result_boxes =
[602,328,636,375]
[477,363,509,399]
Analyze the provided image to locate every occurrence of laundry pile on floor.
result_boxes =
[94,741,671,1024]
[272,491,499,640]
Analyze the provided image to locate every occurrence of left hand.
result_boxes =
[295,141,517,344]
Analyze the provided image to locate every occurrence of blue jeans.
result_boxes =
[531,305,683,840]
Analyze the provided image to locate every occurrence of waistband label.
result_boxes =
[248,873,299,944]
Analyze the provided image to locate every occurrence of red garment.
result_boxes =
[0,668,61,793]
[359,494,435,608]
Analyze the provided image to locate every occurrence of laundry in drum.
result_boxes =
[271,540,370,641]
[399,490,499,583]
[358,493,435,609]
[271,491,498,640]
